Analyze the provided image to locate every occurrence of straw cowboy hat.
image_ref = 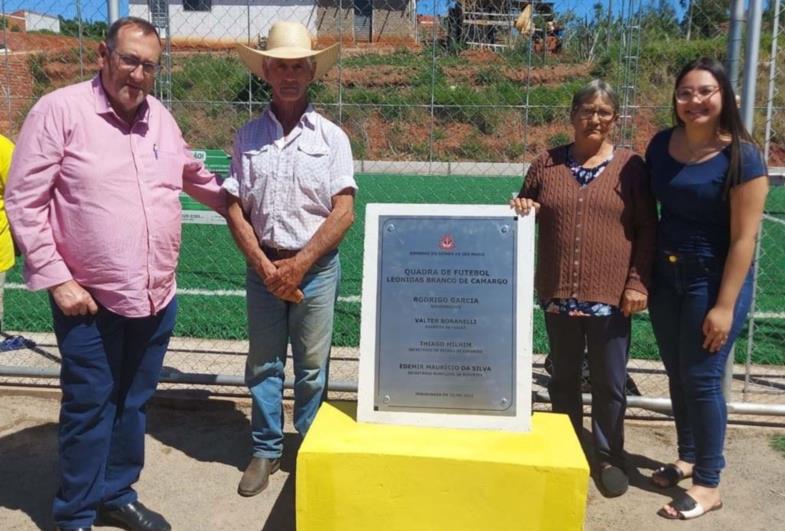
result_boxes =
[236,21,339,82]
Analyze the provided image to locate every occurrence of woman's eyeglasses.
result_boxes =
[576,107,616,121]
[674,86,720,104]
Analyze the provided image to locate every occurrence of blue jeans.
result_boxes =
[649,252,753,487]
[51,297,177,528]
[544,311,631,468]
[245,251,340,458]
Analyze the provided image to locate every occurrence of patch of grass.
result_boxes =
[771,435,785,457]
[342,49,424,68]
[172,54,249,102]
[474,67,505,85]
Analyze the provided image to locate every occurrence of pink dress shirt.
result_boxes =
[6,76,225,318]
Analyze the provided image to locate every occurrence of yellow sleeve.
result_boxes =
[0,134,15,189]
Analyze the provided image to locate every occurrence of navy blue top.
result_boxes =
[646,128,767,258]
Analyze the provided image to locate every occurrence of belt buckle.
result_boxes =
[667,254,678,263]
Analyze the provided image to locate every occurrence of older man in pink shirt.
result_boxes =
[5,17,224,531]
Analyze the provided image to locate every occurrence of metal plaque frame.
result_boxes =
[357,204,535,431]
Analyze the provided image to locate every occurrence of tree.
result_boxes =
[58,16,108,40]
[682,0,729,39]
[639,0,681,39]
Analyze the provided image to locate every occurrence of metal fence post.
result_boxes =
[727,0,746,90]
[741,0,765,131]
[107,0,119,25]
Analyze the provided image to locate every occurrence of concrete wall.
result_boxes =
[130,1,318,43]
[316,0,414,43]
[129,0,413,44]
[24,12,60,33]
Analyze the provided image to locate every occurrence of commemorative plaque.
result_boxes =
[357,204,535,431]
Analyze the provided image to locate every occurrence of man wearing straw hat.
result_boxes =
[225,20,357,496]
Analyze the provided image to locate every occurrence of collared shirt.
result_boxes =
[6,76,225,318]
[0,134,15,272]
[223,105,357,250]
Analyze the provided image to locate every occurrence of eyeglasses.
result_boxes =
[575,107,616,121]
[109,48,161,76]
[675,85,720,103]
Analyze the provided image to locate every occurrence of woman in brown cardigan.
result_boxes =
[511,80,657,497]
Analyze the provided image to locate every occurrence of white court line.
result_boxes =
[6,283,361,304]
[7,283,785,317]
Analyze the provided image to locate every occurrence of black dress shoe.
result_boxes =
[96,501,171,531]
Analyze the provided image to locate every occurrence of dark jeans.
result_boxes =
[544,311,631,468]
[51,297,177,528]
[649,252,753,488]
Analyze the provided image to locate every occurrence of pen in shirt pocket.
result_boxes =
[153,144,159,160]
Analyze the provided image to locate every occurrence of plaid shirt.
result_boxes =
[223,105,357,250]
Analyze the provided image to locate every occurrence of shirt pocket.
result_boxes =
[243,146,273,190]
[154,150,184,191]
[295,142,331,201]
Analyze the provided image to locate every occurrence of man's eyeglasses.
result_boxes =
[576,107,615,121]
[109,48,161,76]
[674,85,720,104]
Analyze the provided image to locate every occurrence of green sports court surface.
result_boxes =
[5,172,785,365]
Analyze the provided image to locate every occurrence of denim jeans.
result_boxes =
[51,297,177,528]
[649,252,753,487]
[245,251,340,458]
[544,311,631,468]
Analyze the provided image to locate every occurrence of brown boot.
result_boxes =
[238,457,280,497]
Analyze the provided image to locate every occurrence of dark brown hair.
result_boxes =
[106,16,161,50]
[672,57,757,196]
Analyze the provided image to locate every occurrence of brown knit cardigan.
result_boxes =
[519,145,657,307]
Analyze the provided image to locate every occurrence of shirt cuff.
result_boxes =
[331,175,358,197]
[24,259,73,291]
[222,177,240,198]
[624,277,648,296]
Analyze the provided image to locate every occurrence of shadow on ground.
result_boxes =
[147,391,252,471]
[0,422,59,530]
[146,391,302,531]
[578,426,685,502]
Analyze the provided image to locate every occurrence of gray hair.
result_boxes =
[570,79,619,116]
[262,56,316,71]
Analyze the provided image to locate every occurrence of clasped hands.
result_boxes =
[258,256,306,303]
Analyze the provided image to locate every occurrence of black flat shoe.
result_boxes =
[96,500,171,531]
[599,464,629,497]
[651,463,688,488]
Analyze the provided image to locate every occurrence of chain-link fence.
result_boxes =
[1,1,784,417]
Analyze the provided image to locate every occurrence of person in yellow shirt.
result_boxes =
[0,133,16,332]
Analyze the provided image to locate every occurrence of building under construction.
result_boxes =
[447,0,557,50]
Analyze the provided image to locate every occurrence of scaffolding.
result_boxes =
[457,0,555,50]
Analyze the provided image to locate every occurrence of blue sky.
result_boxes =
[3,0,696,23]
[3,0,127,21]
[7,1,636,21]
[417,0,682,16]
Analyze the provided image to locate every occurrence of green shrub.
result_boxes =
[504,142,526,160]
[27,53,50,96]
[548,132,572,148]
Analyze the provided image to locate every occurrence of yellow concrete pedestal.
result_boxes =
[296,402,589,531]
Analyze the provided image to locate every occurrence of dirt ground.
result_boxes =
[0,390,783,531]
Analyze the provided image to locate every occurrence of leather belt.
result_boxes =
[262,245,300,261]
